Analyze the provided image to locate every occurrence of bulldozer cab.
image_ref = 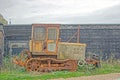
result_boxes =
[29,24,60,55]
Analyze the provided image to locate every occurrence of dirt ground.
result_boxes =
[50,73,120,80]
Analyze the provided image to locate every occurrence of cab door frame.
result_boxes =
[46,27,59,54]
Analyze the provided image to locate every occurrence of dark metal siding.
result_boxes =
[60,24,120,59]
[4,25,32,55]
[0,24,4,68]
[3,24,120,59]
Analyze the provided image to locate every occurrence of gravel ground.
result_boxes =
[50,73,120,80]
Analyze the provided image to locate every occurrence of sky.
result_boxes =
[0,0,120,24]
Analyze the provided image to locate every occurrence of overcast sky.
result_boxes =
[0,0,120,24]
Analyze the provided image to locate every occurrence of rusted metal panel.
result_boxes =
[58,42,86,60]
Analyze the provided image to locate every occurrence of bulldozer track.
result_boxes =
[26,58,77,72]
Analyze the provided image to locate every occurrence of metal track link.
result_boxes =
[26,58,77,72]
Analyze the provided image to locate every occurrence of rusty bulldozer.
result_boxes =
[13,24,100,72]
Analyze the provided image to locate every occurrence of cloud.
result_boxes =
[85,4,120,23]
[0,0,16,9]
[97,5,120,19]
[0,0,120,24]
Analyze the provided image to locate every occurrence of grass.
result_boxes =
[1,57,120,80]
[0,71,87,80]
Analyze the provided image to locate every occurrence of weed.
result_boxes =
[0,57,120,80]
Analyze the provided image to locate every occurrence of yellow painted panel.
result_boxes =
[59,42,86,46]
[58,42,86,60]
[29,40,32,52]
[47,40,54,43]
[33,41,42,52]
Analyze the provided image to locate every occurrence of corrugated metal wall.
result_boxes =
[60,24,120,59]
[0,24,4,68]
[4,25,32,55]
[3,24,120,59]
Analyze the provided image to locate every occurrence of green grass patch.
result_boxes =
[1,63,120,80]
[1,57,120,80]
